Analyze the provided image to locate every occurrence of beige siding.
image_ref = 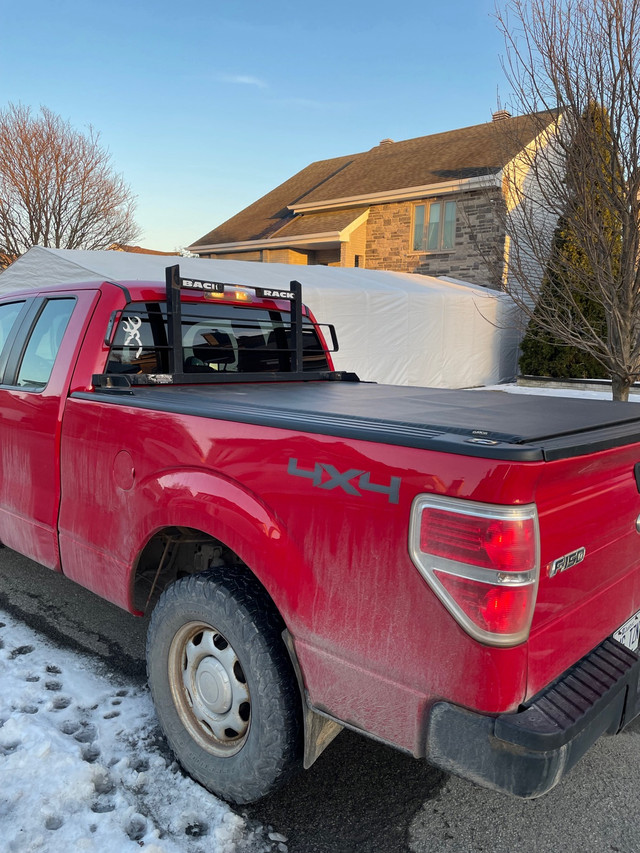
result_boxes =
[340,221,367,267]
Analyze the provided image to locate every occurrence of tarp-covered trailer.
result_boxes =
[0,247,520,388]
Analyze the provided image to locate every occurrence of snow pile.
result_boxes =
[483,383,640,401]
[0,611,286,853]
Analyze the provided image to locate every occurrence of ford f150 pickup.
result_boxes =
[2,265,640,804]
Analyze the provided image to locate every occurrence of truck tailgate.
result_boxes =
[528,441,640,698]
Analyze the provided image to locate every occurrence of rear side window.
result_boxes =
[16,298,75,390]
[0,301,25,356]
[107,302,329,376]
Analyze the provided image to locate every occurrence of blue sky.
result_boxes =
[1,0,508,251]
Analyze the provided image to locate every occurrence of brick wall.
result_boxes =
[264,248,309,264]
[364,188,505,287]
[198,249,311,264]
[310,248,341,266]
[201,251,263,262]
[197,188,505,286]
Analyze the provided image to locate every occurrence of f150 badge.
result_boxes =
[548,547,586,578]
[288,458,401,504]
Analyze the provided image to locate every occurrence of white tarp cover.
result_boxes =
[0,247,521,388]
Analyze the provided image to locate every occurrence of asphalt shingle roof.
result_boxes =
[192,154,357,247]
[271,208,366,239]
[190,111,556,248]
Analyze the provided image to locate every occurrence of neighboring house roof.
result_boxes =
[1,244,173,272]
[190,110,557,252]
[108,243,175,256]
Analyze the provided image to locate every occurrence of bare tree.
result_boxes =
[494,0,640,400]
[0,104,140,269]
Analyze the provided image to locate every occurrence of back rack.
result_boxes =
[93,264,358,388]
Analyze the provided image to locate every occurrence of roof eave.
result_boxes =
[187,232,343,254]
[189,209,371,254]
[288,173,502,212]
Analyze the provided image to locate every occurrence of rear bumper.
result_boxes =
[425,637,640,798]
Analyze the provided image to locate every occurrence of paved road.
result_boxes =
[2,546,640,852]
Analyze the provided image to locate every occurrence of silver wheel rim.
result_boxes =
[168,621,251,756]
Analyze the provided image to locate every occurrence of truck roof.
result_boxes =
[2,279,308,314]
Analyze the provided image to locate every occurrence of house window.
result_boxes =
[413,201,456,252]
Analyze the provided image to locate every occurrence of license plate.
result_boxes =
[614,608,640,652]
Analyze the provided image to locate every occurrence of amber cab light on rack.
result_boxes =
[409,495,540,647]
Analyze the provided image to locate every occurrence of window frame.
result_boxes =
[411,199,457,253]
[0,299,28,382]
[1,296,77,392]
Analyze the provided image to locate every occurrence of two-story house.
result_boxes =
[188,110,557,288]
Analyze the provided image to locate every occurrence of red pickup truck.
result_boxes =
[1,265,640,805]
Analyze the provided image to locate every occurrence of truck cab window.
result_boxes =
[16,298,75,390]
[0,301,25,356]
[106,303,168,375]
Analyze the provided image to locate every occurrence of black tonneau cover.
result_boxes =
[75,383,640,462]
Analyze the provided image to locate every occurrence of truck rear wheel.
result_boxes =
[146,568,302,804]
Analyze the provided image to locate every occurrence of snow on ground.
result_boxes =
[0,610,286,853]
[482,382,640,401]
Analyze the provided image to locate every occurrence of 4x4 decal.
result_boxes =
[288,458,401,504]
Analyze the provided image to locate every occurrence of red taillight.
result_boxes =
[410,496,539,646]
[420,509,536,574]
[434,572,533,636]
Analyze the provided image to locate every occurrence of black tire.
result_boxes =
[146,568,303,804]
